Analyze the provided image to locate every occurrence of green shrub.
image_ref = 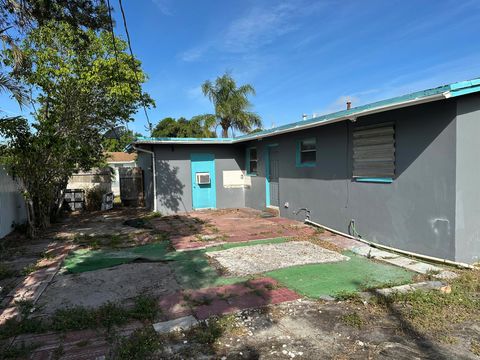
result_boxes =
[85,186,105,211]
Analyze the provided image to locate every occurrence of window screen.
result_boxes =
[353,122,395,178]
[248,148,257,174]
[299,138,316,164]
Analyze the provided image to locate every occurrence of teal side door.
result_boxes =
[191,153,216,209]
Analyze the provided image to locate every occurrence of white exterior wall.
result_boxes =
[0,166,27,239]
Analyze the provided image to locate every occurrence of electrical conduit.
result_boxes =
[305,219,475,269]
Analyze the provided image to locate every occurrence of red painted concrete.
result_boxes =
[152,208,318,251]
[159,277,299,321]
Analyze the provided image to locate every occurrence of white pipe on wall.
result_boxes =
[132,146,157,213]
[305,219,476,269]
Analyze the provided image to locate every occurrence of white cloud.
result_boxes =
[222,2,297,52]
[152,0,172,16]
[179,0,324,61]
[180,45,208,62]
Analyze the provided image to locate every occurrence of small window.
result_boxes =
[247,147,258,175]
[297,138,316,167]
[353,122,395,181]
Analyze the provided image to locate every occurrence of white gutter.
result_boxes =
[305,219,476,269]
[132,146,157,213]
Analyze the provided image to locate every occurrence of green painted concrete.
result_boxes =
[166,238,289,289]
[63,238,288,289]
[265,251,414,298]
[64,242,172,273]
[63,239,413,296]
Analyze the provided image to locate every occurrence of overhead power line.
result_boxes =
[117,0,153,135]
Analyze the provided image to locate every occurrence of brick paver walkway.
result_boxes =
[158,277,300,321]
[152,208,318,251]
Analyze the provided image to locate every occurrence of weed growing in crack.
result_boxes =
[21,263,40,276]
[130,294,160,322]
[0,297,162,339]
[341,312,364,329]
[113,326,163,360]
[185,316,233,345]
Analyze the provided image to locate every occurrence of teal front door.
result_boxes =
[191,153,216,209]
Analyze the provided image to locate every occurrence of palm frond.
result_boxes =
[0,73,29,107]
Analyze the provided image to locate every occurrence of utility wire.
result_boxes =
[117,0,153,135]
[106,0,124,141]
[106,0,119,66]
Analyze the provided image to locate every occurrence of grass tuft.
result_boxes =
[130,295,159,322]
[341,312,364,329]
[335,290,362,301]
[371,269,480,336]
[186,314,238,345]
[1,298,161,339]
[113,327,163,360]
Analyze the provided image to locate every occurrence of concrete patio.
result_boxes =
[0,206,469,359]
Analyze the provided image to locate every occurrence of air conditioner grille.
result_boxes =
[196,172,211,185]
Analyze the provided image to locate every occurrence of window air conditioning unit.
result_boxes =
[196,172,211,185]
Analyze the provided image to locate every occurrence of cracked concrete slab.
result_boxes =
[382,257,444,274]
[37,263,180,314]
[351,246,400,259]
[153,315,198,334]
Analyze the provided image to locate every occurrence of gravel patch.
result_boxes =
[206,241,349,276]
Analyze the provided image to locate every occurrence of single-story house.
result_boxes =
[128,78,480,264]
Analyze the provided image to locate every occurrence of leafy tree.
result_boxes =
[0,21,152,235]
[152,115,216,138]
[103,129,141,152]
[0,0,110,104]
[201,73,261,138]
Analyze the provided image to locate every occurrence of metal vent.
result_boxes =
[196,172,211,185]
[353,122,395,178]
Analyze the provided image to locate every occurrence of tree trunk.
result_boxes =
[221,126,229,138]
[25,199,36,239]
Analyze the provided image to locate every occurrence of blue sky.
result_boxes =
[1,0,480,136]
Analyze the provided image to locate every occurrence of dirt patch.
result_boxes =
[37,263,180,314]
[206,241,349,276]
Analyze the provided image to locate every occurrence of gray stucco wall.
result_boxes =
[135,96,480,263]
[244,100,459,261]
[455,93,480,263]
[139,144,246,214]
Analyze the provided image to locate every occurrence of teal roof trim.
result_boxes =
[128,77,480,149]
[234,83,453,141]
[135,136,234,142]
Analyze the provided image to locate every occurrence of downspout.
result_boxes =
[132,145,157,213]
[305,219,476,269]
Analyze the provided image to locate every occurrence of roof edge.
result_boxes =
[126,77,480,148]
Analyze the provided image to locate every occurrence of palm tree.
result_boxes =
[201,73,261,138]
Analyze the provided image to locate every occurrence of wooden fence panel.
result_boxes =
[119,167,144,206]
